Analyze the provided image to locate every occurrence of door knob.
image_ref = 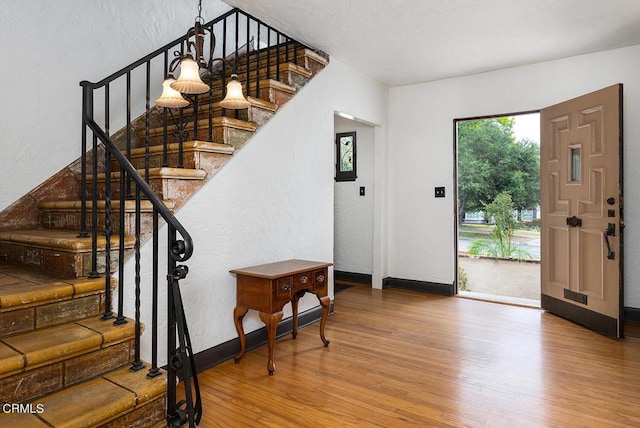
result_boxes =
[566,216,582,227]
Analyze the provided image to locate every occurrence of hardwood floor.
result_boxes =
[195,287,640,427]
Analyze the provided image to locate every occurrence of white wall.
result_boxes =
[334,116,375,275]
[388,44,640,307]
[0,0,230,212]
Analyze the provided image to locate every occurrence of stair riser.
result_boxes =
[260,85,294,106]
[295,52,327,75]
[216,68,310,92]
[187,105,275,129]
[86,177,204,204]
[0,292,107,337]
[138,121,254,148]
[99,395,165,428]
[279,69,310,90]
[0,339,134,404]
[111,151,231,176]
[0,243,131,278]
[41,210,152,236]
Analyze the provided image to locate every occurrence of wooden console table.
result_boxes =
[230,259,333,375]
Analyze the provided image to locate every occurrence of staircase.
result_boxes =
[0,8,327,428]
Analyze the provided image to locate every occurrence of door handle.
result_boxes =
[566,216,582,227]
[604,230,615,260]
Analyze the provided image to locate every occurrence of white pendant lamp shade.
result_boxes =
[219,75,251,109]
[155,78,190,108]
[170,57,210,94]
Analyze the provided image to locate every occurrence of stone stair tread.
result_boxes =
[0,315,135,378]
[0,261,106,311]
[188,95,278,115]
[139,116,259,140]
[85,167,207,182]
[0,365,166,428]
[38,199,176,212]
[245,95,279,111]
[296,47,329,65]
[0,412,50,427]
[236,61,313,79]
[259,78,297,94]
[0,228,135,253]
[185,76,294,103]
[246,44,328,67]
[127,140,234,158]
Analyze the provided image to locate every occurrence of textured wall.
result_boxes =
[334,116,375,274]
[388,44,640,307]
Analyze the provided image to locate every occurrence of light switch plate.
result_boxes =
[435,187,445,198]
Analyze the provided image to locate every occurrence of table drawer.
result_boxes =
[276,276,292,302]
[313,269,327,292]
[293,271,313,292]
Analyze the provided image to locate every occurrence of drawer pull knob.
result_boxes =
[299,276,308,284]
[317,275,325,283]
[280,284,291,292]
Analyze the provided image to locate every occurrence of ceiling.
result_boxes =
[223,0,640,87]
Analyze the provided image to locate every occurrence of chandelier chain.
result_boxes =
[196,0,204,24]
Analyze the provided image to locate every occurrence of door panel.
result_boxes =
[540,84,623,338]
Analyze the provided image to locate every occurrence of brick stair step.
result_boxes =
[234,62,313,90]
[0,315,138,403]
[111,140,233,173]
[0,364,166,428]
[0,229,134,278]
[81,167,206,205]
[135,116,258,150]
[244,44,328,75]
[293,47,329,74]
[39,199,176,234]
[203,78,296,107]
[0,261,112,336]
[186,95,278,128]
[256,78,296,106]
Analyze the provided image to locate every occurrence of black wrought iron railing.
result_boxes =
[78,7,310,427]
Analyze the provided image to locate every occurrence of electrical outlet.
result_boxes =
[435,187,445,198]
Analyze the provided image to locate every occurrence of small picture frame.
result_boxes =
[335,131,357,181]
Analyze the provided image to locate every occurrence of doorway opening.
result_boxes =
[333,114,375,294]
[455,112,541,306]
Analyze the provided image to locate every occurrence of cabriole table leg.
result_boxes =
[259,310,284,375]
[233,306,249,362]
[318,295,331,347]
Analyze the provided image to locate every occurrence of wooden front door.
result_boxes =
[540,84,623,338]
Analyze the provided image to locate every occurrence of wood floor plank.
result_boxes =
[195,287,640,427]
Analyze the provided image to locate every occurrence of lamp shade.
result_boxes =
[170,57,210,94]
[219,74,250,109]
[155,78,190,108]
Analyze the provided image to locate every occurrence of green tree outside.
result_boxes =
[468,192,532,260]
[457,118,540,223]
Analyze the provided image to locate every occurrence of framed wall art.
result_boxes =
[335,131,357,181]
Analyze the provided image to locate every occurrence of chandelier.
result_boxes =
[155,0,250,110]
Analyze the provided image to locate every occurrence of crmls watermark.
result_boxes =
[2,403,45,414]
